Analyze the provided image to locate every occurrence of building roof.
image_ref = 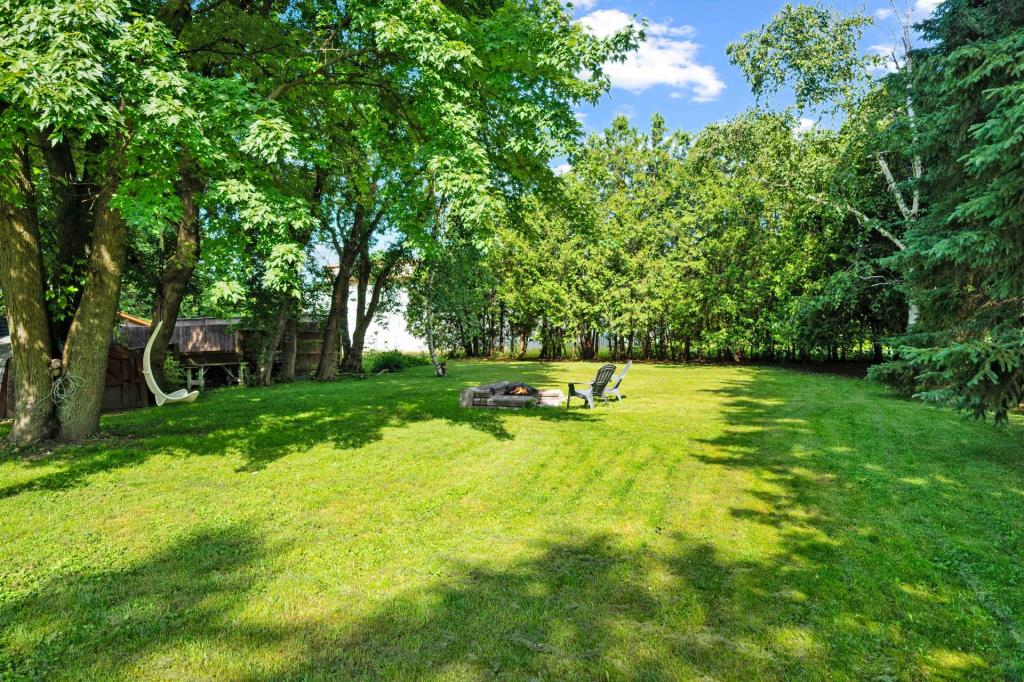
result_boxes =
[118,317,242,356]
[117,311,152,326]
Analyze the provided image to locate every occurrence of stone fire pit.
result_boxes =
[459,381,564,409]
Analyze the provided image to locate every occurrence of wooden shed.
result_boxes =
[118,317,247,389]
[0,344,150,419]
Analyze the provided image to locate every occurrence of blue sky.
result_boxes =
[570,0,941,137]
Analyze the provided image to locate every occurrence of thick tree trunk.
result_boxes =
[342,326,368,373]
[315,263,352,381]
[257,297,292,386]
[0,146,58,443]
[341,254,371,374]
[149,168,202,387]
[280,317,297,382]
[57,183,128,441]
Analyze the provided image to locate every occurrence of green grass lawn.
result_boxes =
[1,362,1023,680]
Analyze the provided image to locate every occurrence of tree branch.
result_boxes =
[875,152,915,222]
[804,192,905,250]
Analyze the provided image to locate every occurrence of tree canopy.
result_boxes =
[3,0,1024,444]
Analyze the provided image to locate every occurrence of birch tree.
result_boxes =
[727,2,923,325]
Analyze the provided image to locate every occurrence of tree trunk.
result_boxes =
[342,264,369,374]
[315,260,353,381]
[57,182,128,441]
[341,250,371,374]
[41,134,96,352]
[280,317,297,382]
[0,145,58,443]
[257,297,292,386]
[315,205,366,381]
[343,326,368,373]
[578,327,597,360]
[498,304,506,355]
[341,246,402,374]
[422,267,446,376]
[149,168,202,387]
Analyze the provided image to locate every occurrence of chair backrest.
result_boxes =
[610,360,632,389]
[591,363,617,395]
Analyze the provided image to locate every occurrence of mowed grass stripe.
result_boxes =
[1,361,1023,680]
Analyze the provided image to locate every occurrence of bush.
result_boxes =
[364,350,431,374]
[163,355,187,390]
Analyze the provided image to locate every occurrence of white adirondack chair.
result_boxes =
[142,321,199,406]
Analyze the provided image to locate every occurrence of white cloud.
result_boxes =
[874,0,941,25]
[572,0,598,10]
[578,9,725,103]
[553,163,572,176]
[647,20,694,38]
[797,117,816,133]
[579,8,631,38]
[869,42,901,73]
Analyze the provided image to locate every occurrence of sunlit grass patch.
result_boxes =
[1,362,1022,680]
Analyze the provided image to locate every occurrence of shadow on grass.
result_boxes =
[0,523,865,680]
[0,523,272,678]
[254,533,829,681]
[690,370,1024,679]
[0,362,596,498]
[3,367,1023,678]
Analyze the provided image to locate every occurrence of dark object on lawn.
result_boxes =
[567,363,617,409]
[459,381,563,409]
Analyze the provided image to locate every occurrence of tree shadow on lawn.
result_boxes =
[0,522,274,679]
[5,366,1023,679]
[0,521,909,681]
[0,362,597,498]
[690,369,1024,679]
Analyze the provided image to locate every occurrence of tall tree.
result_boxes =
[873,0,1024,420]
[0,0,197,441]
[727,2,920,325]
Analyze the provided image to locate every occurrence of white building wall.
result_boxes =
[349,289,425,353]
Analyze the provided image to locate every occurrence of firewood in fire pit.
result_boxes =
[501,382,539,397]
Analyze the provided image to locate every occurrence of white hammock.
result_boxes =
[142,321,199,406]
